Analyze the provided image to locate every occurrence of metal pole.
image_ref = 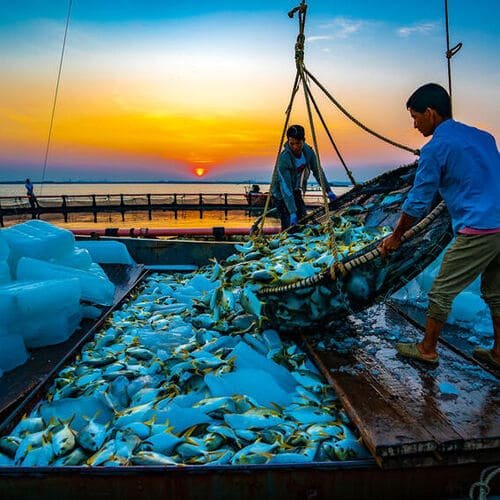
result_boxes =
[444,0,462,118]
[445,0,453,115]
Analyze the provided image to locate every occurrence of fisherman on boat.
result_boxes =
[380,83,500,368]
[271,125,336,230]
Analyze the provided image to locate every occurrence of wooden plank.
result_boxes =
[304,343,437,460]
[388,300,500,378]
[303,303,500,467]
[376,305,500,450]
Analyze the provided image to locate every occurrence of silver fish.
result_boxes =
[130,451,178,466]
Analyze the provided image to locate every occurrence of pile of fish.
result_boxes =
[220,216,392,329]
[0,267,370,467]
[229,217,391,287]
[0,213,397,467]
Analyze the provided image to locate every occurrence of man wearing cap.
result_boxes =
[271,125,337,230]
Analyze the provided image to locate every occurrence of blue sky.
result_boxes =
[0,1,498,182]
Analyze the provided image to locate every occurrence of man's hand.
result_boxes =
[290,213,298,226]
[327,191,337,202]
[378,212,417,256]
[379,234,402,256]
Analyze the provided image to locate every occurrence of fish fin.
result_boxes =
[269,402,282,412]
[144,416,156,426]
[47,416,58,429]
[182,426,196,438]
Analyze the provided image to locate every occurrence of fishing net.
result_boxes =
[258,163,453,332]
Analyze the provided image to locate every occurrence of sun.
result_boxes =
[194,167,206,177]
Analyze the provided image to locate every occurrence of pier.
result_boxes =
[0,192,325,227]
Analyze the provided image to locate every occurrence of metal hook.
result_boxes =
[446,42,463,59]
[288,2,307,19]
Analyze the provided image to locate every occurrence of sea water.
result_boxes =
[0,182,350,230]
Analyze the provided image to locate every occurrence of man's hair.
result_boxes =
[287,124,305,141]
[406,83,451,118]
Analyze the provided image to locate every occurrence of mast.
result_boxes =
[444,0,462,117]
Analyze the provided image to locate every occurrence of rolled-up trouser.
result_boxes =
[427,232,500,322]
[274,190,307,231]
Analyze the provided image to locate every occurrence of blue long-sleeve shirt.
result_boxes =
[402,119,500,233]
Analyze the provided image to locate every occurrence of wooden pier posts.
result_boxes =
[0,191,322,226]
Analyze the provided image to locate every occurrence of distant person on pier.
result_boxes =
[25,178,40,213]
[271,124,337,230]
[379,83,500,369]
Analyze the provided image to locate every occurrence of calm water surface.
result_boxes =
[0,183,271,197]
[0,183,349,229]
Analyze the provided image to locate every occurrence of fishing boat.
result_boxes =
[0,1,497,498]
[0,235,497,499]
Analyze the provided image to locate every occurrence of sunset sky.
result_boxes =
[1,1,498,182]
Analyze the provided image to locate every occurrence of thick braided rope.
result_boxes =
[304,68,419,156]
[259,201,447,295]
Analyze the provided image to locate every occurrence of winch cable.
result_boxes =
[255,3,308,241]
[40,0,73,195]
[256,1,337,243]
[304,68,419,156]
[256,0,418,242]
[302,74,357,187]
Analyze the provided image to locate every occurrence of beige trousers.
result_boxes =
[428,232,500,322]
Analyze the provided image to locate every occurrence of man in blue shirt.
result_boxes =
[271,125,336,230]
[380,83,500,369]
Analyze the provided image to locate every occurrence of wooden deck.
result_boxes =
[303,302,500,469]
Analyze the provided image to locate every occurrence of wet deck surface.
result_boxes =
[0,263,147,422]
[303,303,500,468]
[388,300,499,374]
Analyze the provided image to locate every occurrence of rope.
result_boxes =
[254,71,300,240]
[40,0,73,195]
[302,72,357,186]
[469,466,500,500]
[255,1,305,240]
[342,201,447,273]
[291,1,339,262]
[304,68,420,156]
[301,73,338,258]
[259,194,447,295]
